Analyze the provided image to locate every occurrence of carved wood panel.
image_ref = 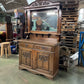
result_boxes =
[30,1,53,7]
[29,1,60,10]
[21,49,32,66]
[19,40,59,79]
[37,52,50,71]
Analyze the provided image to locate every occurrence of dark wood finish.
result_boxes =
[6,23,13,42]
[19,38,59,79]
[0,23,13,42]
[24,0,61,41]
[19,1,60,79]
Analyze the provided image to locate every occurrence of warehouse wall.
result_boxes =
[79,0,84,10]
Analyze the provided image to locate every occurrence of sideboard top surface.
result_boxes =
[19,38,58,46]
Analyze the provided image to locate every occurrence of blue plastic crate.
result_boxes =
[10,45,16,54]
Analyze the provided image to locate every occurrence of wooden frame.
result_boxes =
[0,23,13,42]
[19,1,61,79]
[24,0,61,36]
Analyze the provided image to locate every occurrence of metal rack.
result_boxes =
[78,32,84,66]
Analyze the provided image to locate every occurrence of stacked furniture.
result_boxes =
[59,0,79,71]
[59,46,70,71]
[61,0,79,54]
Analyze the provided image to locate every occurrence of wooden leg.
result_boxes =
[8,44,11,56]
[5,48,7,58]
[1,44,4,57]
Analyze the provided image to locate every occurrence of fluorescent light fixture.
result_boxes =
[0,3,6,12]
[26,0,36,4]
[47,12,56,15]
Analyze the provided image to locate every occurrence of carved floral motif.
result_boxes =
[22,51,31,58]
[39,55,49,62]
[30,1,53,7]
[22,51,31,65]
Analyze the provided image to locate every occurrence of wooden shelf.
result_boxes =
[25,31,61,35]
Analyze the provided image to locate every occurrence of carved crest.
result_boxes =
[30,1,54,7]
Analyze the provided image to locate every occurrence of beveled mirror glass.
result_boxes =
[31,9,58,32]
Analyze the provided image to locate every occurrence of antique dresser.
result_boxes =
[19,38,59,79]
[19,0,61,79]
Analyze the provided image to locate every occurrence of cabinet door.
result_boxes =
[19,48,32,67]
[37,51,54,73]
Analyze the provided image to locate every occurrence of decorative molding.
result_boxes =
[24,1,60,10]
[39,55,48,62]
[22,51,31,58]
[30,1,55,7]
[22,51,31,65]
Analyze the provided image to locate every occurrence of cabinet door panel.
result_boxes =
[22,53,26,64]
[37,52,50,71]
[26,52,31,66]
[43,55,49,71]
[37,53,43,69]
[19,48,32,67]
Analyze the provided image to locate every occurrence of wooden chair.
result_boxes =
[1,42,11,58]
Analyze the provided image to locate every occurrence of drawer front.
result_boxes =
[34,45,52,51]
[19,42,33,48]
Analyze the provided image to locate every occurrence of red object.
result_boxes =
[0,31,17,38]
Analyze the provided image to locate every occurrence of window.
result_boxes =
[78,8,84,22]
[0,3,6,12]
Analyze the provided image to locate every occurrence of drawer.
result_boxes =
[19,42,33,48]
[34,45,52,51]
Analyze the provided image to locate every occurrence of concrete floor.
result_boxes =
[0,55,84,84]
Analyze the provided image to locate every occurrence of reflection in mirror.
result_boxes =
[31,9,58,32]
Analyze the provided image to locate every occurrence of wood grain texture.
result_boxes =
[19,0,60,79]
[19,39,59,79]
[6,23,13,42]
[24,0,61,41]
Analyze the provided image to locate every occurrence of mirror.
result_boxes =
[31,9,58,32]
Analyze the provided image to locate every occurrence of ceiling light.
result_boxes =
[26,0,36,4]
[0,3,6,12]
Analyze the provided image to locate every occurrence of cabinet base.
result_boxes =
[19,65,58,80]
